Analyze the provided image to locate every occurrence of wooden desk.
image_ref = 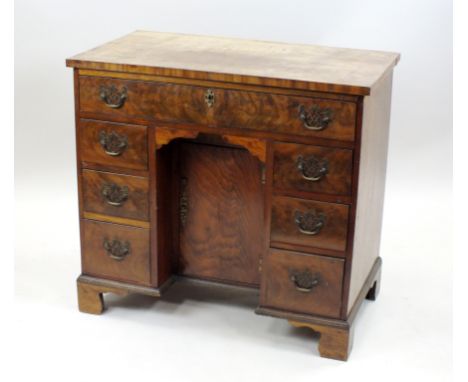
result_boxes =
[66,31,399,361]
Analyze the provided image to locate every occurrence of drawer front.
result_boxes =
[80,76,211,126]
[271,196,349,253]
[79,76,356,141]
[273,142,353,195]
[263,249,344,318]
[82,170,149,221]
[79,119,148,170]
[82,219,150,284]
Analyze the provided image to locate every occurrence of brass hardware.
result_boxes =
[101,183,129,206]
[204,89,215,107]
[99,130,128,156]
[99,85,127,108]
[290,269,320,292]
[297,155,328,181]
[294,209,326,235]
[103,239,130,261]
[298,105,333,131]
[180,177,189,227]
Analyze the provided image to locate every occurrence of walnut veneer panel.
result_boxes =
[67,31,399,95]
[79,119,148,171]
[81,220,150,285]
[82,169,149,221]
[271,196,349,253]
[263,249,344,318]
[273,142,353,195]
[79,76,356,141]
[178,142,264,286]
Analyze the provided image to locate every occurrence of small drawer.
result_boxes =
[81,219,150,285]
[79,119,148,170]
[217,90,356,141]
[79,76,356,141]
[82,169,149,221]
[271,196,349,253]
[262,249,344,318]
[273,142,353,196]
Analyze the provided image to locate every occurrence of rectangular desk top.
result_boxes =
[66,31,399,96]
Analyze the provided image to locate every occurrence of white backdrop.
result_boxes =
[15,0,452,381]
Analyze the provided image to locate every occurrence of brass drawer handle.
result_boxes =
[298,105,333,131]
[101,183,129,206]
[103,239,130,261]
[294,209,325,235]
[297,155,328,181]
[205,89,215,107]
[99,85,127,109]
[99,130,128,156]
[290,270,320,292]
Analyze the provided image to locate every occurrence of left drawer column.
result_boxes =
[74,81,154,313]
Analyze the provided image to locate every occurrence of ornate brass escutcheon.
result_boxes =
[298,104,333,131]
[204,89,215,107]
[99,130,128,156]
[294,209,326,235]
[290,269,320,292]
[99,85,127,108]
[297,155,329,181]
[103,239,130,261]
[101,183,129,206]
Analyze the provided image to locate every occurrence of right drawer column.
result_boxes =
[261,140,354,320]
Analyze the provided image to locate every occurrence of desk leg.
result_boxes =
[289,320,354,361]
[365,266,382,301]
[77,278,128,315]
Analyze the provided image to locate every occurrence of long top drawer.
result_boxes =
[79,76,357,141]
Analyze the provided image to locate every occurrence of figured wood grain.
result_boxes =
[79,75,357,141]
[82,219,150,285]
[155,126,200,148]
[258,257,382,325]
[262,249,344,318]
[178,142,265,286]
[82,169,149,221]
[78,69,360,102]
[221,135,267,163]
[155,127,267,163]
[271,196,349,253]
[79,119,148,170]
[346,73,393,313]
[67,31,400,95]
[273,142,353,196]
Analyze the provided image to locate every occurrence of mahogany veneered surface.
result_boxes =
[67,30,400,95]
[82,219,150,285]
[262,249,344,318]
[79,119,148,171]
[79,76,357,141]
[271,195,349,253]
[82,169,149,221]
[178,142,265,286]
[273,142,353,196]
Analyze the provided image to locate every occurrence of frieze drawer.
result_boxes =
[79,76,357,141]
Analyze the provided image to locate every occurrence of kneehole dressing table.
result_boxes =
[66,31,399,361]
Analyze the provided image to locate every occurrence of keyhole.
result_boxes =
[205,89,215,107]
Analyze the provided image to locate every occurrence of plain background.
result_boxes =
[14,0,452,381]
